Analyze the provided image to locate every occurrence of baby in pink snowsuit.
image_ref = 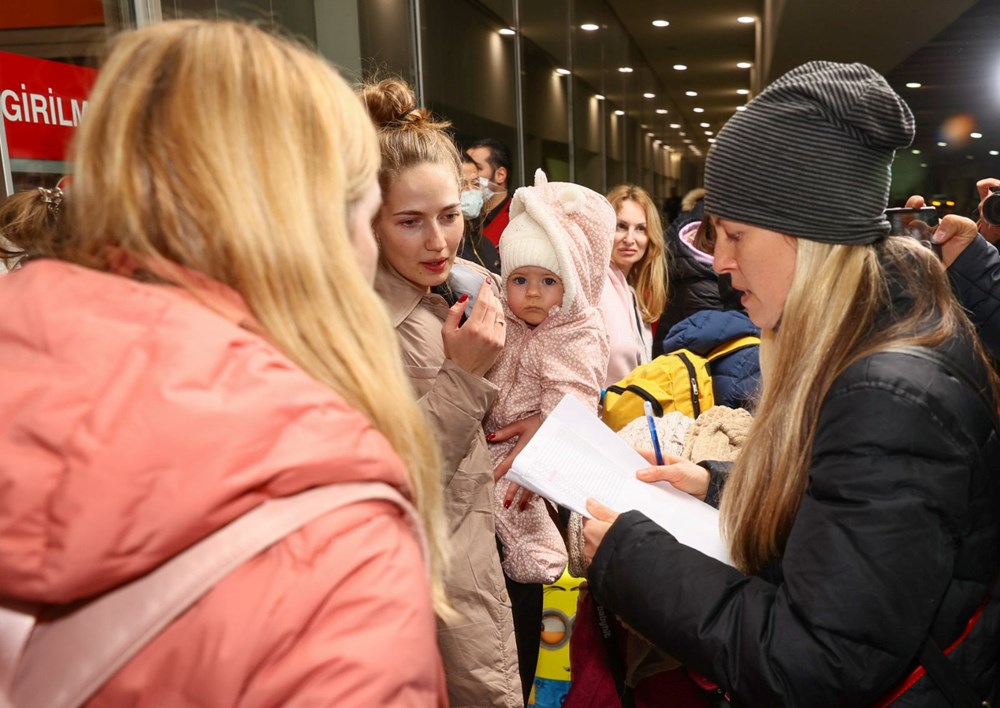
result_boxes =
[485,169,615,584]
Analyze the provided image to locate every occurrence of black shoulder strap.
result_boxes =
[884,345,999,432]
[882,345,994,707]
[594,601,635,708]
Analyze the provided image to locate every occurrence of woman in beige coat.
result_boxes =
[360,78,523,707]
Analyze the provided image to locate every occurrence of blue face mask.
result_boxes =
[461,189,485,219]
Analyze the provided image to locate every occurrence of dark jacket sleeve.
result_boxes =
[588,368,979,706]
[948,234,1000,361]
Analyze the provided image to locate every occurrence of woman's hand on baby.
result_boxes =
[443,279,505,377]
[489,413,543,510]
[635,452,710,501]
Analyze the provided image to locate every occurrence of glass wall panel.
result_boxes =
[0,0,110,194]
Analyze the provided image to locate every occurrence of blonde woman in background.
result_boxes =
[599,184,668,386]
[359,78,523,707]
[0,21,449,706]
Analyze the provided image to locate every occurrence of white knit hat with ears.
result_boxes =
[500,169,593,310]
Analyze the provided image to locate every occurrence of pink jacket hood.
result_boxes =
[0,260,412,605]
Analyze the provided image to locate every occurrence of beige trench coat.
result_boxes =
[375,262,522,708]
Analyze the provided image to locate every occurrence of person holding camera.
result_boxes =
[908,177,1000,361]
[582,61,999,706]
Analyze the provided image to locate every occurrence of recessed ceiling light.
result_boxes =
[580,23,599,31]
[683,139,693,144]
[920,163,928,168]
[968,155,975,160]
[647,132,655,137]
[906,82,922,89]
[555,68,571,76]
[708,138,716,143]
[685,91,698,97]
[595,94,605,101]
[737,16,755,23]
[971,132,983,139]
[736,106,747,111]
[669,123,681,128]
[737,89,750,95]
[614,110,625,116]
[618,66,634,73]
[656,109,668,114]
[652,20,670,28]
[640,124,648,129]
[643,92,655,98]
[990,150,999,156]
[673,64,688,71]
[705,130,713,135]
[937,141,947,147]
[699,122,710,127]
[498,28,515,36]
[737,62,752,69]
[679,131,687,136]
[911,149,921,154]
[693,107,705,113]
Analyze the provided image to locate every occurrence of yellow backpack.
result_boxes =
[602,336,760,431]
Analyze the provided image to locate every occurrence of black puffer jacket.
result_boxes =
[589,332,1000,706]
[948,233,1000,362]
[655,219,742,356]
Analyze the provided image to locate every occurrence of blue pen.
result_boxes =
[643,401,665,465]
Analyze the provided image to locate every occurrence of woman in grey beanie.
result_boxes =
[582,61,999,706]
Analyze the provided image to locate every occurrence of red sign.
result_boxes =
[0,51,97,161]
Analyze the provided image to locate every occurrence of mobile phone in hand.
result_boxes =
[447,261,487,319]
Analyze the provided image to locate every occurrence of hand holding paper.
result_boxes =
[505,395,732,565]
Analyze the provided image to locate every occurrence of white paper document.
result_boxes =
[506,394,733,566]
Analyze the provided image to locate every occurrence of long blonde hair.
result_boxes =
[606,184,668,323]
[62,21,449,612]
[721,236,997,573]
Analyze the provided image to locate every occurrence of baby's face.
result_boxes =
[506,266,564,326]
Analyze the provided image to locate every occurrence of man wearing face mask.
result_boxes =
[466,138,514,249]
[457,153,501,274]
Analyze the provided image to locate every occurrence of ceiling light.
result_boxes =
[685,90,698,97]
[683,139,693,144]
[737,62,752,69]
[673,64,687,71]
[920,163,928,167]
[669,123,680,129]
[971,132,983,139]
[708,138,716,143]
[705,131,713,135]
[679,131,687,136]
[736,106,747,111]
[991,150,1000,156]
[737,89,749,95]
[737,16,755,23]
[911,149,921,154]
[614,110,625,116]
[640,124,648,129]
[693,107,705,113]
[580,23,599,31]
[498,28,515,36]
[699,122,710,127]
[555,68,571,76]
[647,132,655,137]
[652,20,670,28]
[968,155,975,160]
[656,109,668,114]
[643,92,655,98]
[595,94,605,101]
[619,66,634,73]
[906,82,922,89]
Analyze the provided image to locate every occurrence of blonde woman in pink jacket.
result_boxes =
[599,185,669,386]
[485,169,615,583]
[0,21,448,707]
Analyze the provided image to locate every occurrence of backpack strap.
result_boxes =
[879,345,996,707]
[7,482,422,708]
[705,335,761,363]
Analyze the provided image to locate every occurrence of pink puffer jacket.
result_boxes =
[0,260,446,707]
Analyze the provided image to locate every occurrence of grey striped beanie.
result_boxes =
[705,61,915,244]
